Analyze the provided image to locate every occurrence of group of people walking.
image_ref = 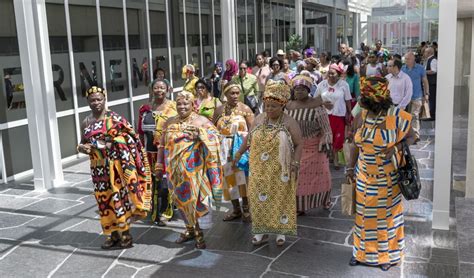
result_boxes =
[76,40,429,271]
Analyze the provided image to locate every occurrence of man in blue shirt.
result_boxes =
[402,52,430,141]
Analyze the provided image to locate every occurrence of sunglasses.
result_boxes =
[272,63,280,67]
[196,86,206,90]
[240,67,247,70]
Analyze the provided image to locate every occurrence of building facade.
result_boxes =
[0,0,362,186]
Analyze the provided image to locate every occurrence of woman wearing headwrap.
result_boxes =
[156,91,223,249]
[314,63,352,169]
[210,62,224,98]
[346,76,415,271]
[286,75,333,214]
[182,64,199,95]
[223,59,238,82]
[138,79,177,226]
[213,82,254,222]
[77,86,152,249]
[235,80,303,246]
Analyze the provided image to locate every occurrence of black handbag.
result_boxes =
[398,141,421,200]
[240,76,258,113]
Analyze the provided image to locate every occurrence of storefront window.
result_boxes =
[169,0,186,88]
[0,0,26,122]
[200,0,214,77]
[214,0,222,63]
[127,0,150,97]
[185,0,202,77]
[69,1,102,108]
[149,0,170,88]
[100,2,130,109]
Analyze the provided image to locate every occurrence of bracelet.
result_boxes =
[155,163,164,171]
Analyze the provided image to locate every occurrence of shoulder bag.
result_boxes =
[398,141,422,200]
[240,76,258,113]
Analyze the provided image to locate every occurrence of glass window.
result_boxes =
[127,0,151,97]
[168,0,186,88]
[337,14,345,46]
[185,0,203,77]
[214,0,222,63]
[262,0,272,55]
[69,1,102,108]
[0,0,26,122]
[236,0,246,62]
[46,2,75,112]
[200,0,213,77]
[100,2,130,104]
[149,0,171,86]
[2,125,32,176]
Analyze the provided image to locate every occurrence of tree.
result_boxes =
[286,34,303,53]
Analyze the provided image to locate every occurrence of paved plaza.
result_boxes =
[0,120,471,278]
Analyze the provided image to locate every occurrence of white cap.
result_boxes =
[276,49,285,56]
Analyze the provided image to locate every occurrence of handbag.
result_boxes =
[240,76,258,113]
[398,141,422,200]
[420,101,431,120]
[341,179,356,216]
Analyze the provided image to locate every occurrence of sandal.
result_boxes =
[251,234,269,246]
[380,264,391,271]
[154,220,167,227]
[222,210,242,221]
[349,257,359,266]
[175,226,195,244]
[276,235,285,246]
[242,205,251,223]
[101,232,120,249]
[194,229,206,249]
[118,233,133,249]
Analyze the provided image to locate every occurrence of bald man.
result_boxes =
[424,47,437,120]
[402,52,430,142]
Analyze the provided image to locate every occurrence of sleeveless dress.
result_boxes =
[248,118,297,235]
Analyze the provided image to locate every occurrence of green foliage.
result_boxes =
[286,34,303,53]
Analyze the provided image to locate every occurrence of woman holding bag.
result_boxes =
[345,76,416,271]
[231,60,259,113]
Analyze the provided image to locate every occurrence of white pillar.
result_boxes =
[295,0,303,39]
[466,18,474,198]
[353,13,360,49]
[14,0,64,190]
[432,0,457,230]
[221,0,237,62]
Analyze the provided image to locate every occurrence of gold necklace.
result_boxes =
[178,112,197,131]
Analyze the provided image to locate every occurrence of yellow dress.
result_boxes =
[215,108,250,201]
[353,106,412,265]
[248,120,297,235]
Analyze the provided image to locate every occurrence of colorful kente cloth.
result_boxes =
[287,107,333,211]
[163,116,223,226]
[352,106,412,265]
[248,121,297,236]
[216,109,249,201]
[141,101,176,221]
[83,110,152,235]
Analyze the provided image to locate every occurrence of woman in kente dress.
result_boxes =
[286,75,333,214]
[140,79,177,226]
[77,86,151,249]
[156,91,223,249]
[213,81,254,222]
[346,77,415,271]
[235,80,303,246]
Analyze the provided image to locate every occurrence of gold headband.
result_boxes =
[86,86,106,97]
[176,90,195,102]
[263,80,291,105]
[223,83,241,95]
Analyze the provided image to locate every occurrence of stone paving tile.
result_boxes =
[459,263,474,278]
[403,262,459,278]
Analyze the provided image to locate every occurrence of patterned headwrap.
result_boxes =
[176,90,195,102]
[181,64,195,79]
[86,86,106,97]
[292,75,313,92]
[360,76,391,103]
[223,81,241,95]
[263,80,291,105]
[329,63,347,74]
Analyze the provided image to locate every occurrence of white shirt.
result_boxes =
[424,55,437,72]
[315,79,352,117]
[366,63,384,77]
[385,71,413,109]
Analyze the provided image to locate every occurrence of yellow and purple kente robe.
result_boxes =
[163,117,223,226]
[83,110,152,235]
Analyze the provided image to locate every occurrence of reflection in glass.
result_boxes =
[150,0,171,87]
[127,0,150,96]
[169,0,186,87]
[69,2,102,108]
[185,0,202,77]
[214,0,222,63]
[0,0,26,122]
[46,2,74,112]
[100,2,129,103]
